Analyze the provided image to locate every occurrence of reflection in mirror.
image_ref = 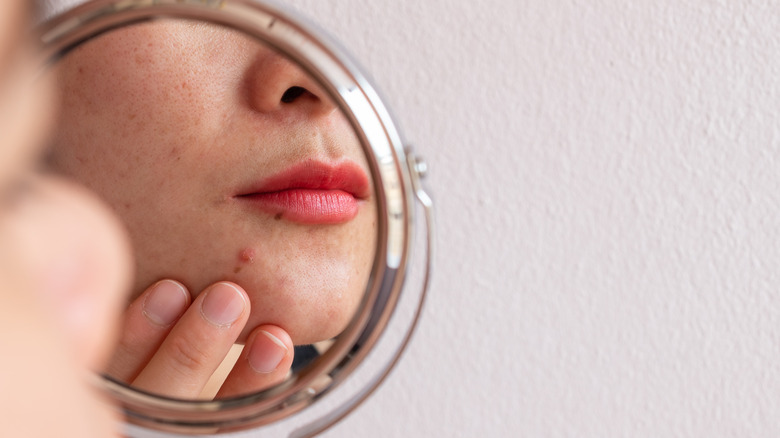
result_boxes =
[43,18,377,400]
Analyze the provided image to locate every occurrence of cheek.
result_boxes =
[55,50,196,157]
[51,23,236,156]
[49,38,233,212]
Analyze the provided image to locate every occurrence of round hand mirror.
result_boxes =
[36,0,432,435]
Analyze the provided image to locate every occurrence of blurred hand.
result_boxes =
[1,176,133,437]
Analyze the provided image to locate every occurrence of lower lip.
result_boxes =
[240,189,360,224]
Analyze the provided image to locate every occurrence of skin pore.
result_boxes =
[47,20,378,347]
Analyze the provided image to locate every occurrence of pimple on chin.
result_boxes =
[234,248,256,273]
[239,247,256,263]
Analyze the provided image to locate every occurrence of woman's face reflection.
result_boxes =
[48,20,377,346]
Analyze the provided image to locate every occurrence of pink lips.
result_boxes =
[235,161,370,224]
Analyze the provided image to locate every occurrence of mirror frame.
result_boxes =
[36,0,432,435]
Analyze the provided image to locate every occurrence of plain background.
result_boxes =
[41,0,780,436]
[286,1,780,437]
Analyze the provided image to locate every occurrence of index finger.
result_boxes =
[131,281,250,399]
[105,279,191,382]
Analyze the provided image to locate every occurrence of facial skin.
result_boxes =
[48,20,377,346]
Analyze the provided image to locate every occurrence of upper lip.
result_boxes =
[235,160,371,199]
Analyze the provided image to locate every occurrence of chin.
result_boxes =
[235,310,355,346]
[240,287,362,346]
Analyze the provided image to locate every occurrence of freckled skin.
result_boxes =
[47,20,377,345]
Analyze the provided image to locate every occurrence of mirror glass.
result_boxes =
[42,17,378,400]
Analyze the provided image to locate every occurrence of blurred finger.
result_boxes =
[4,176,132,371]
[106,279,190,381]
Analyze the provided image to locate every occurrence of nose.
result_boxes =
[245,51,336,118]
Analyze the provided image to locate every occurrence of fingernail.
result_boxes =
[143,280,189,326]
[248,330,288,373]
[200,282,246,327]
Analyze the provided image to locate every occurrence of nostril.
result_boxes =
[280,86,307,103]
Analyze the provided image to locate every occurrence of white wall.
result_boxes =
[285,1,780,437]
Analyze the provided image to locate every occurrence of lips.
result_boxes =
[235,160,370,224]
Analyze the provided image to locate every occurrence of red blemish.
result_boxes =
[239,248,255,263]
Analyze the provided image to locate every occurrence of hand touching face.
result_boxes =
[48,20,377,346]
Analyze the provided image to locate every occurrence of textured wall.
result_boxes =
[285,1,780,437]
